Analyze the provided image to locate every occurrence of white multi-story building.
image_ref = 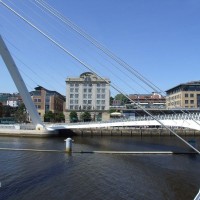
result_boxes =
[65,72,110,122]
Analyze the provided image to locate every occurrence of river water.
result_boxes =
[0,135,200,200]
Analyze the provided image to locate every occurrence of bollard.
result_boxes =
[64,138,74,153]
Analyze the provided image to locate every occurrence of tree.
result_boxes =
[110,96,114,106]
[55,113,65,123]
[80,111,91,122]
[69,111,78,122]
[44,111,55,122]
[2,105,16,117]
[14,103,27,123]
[114,94,129,105]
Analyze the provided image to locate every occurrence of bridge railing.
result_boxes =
[68,112,200,126]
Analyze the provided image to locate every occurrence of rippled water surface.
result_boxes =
[0,135,200,200]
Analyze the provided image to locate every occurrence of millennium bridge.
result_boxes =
[47,113,200,131]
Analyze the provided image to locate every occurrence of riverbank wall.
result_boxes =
[70,128,200,137]
[0,128,200,137]
[0,129,59,137]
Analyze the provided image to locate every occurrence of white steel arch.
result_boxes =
[0,35,45,130]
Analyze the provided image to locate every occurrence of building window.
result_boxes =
[75,88,79,92]
[185,100,188,104]
[190,100,194,104]
[70,105,73,109]
[190,94,194,98]
[36,105,41,109]
[74,105,78,110]
[75,100,79,104]
[70,88,74,92]
[185,93,188,97]
[70,94,74,98]
[75,94,79,98]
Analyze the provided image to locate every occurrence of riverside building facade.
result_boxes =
[65,72,110,122]
[30,86,65,121]
[166,81,200,109]
[128,92,166,109]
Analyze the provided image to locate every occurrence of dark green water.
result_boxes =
[0,136,200,200]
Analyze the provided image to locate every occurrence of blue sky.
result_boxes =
[0,0,200,96]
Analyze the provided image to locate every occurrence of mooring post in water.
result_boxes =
[64,138,74,153]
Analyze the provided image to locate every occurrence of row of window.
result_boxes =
[185,100,194,104]
[70,88,79,93]
[70,83,106,87]
[185,93,194,98]
[70,83,79,87]
[183,86,200,91]
[168,99,195,106]
[70,100,79,104]
[35,105,41,109]
[70,94,106,99]
[69,105,105,110]
[83,94,91,99]
[70,94,79,98]
[167,101,181,106]
[167,95,181,100]
[70,88,106,93]
[167,93,197,101]
[34,98,41,102]
[69,100,105,105]
[84,88,92,93]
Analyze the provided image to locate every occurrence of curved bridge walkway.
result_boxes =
[48,113,200,131]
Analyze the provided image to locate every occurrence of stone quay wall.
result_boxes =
[70,128,200,137]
